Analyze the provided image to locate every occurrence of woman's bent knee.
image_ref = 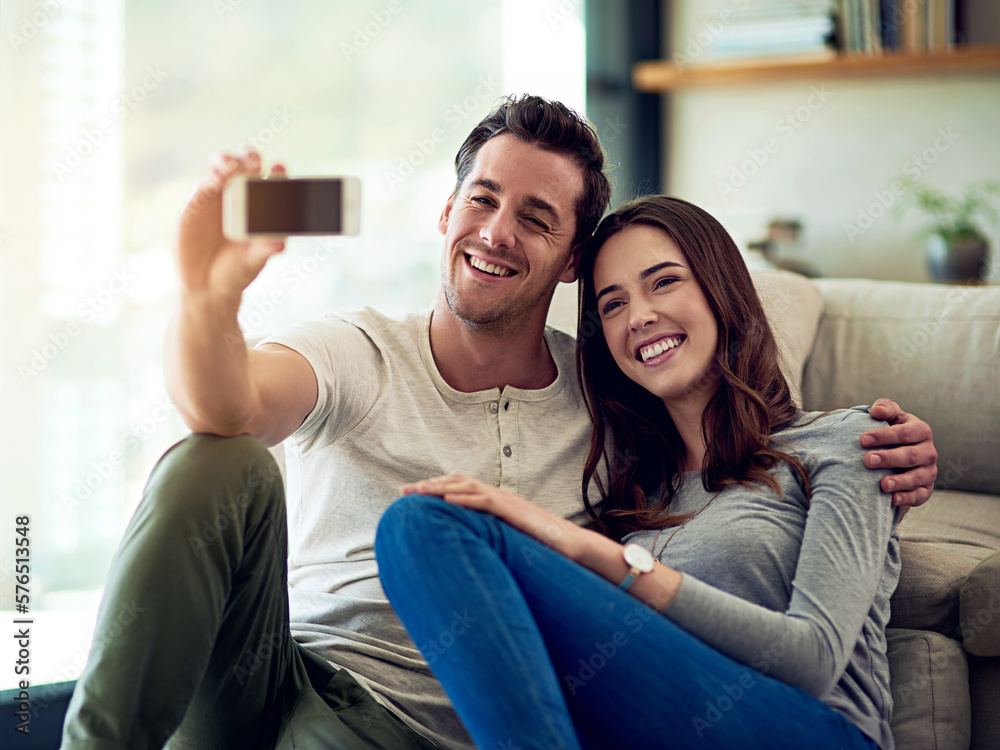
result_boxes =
[378,494,441,535]
[376,494,495,561]
[376,495,454,554]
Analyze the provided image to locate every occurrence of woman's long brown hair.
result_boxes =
[576,196,810,540]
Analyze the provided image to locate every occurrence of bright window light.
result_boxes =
[1,1,588,690]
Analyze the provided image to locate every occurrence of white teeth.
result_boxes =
[470,256,510,277]
[640,336,683,362]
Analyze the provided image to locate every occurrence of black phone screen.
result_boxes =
[246,179,343,233]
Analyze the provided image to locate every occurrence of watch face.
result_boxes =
[624,543,655,572]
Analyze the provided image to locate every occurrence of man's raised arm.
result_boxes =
[165,151,317,447]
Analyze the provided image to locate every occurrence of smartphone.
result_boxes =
[223,176,361,239]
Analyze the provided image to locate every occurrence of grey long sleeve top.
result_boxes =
[623,407,901,749]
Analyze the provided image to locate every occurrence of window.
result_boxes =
[0,0,584,688]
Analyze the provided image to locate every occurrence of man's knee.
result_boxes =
[142,433,284,520]
[158,433,278,473]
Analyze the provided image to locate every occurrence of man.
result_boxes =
[62,95,937,749]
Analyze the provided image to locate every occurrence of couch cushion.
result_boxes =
[961,552,1000,658]
[891,491,1000,644]
[802,279,1000,495]
[887,628,971,750]
[890,540,979,637]
[750,270,824,407]
[898,490,1000,552]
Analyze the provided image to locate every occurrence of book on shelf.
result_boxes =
[841,0,971,54]
[670,0,996,69]
[679,0,839,64]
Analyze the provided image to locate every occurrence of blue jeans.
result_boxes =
[375,496,881,750]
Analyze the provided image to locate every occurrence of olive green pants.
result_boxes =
[61,435,438,750]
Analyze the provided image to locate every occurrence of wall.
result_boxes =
[664,0,1000,283]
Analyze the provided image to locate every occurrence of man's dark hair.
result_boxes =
[454,94,611,246]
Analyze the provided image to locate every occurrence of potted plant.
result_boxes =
[896,179,1000,283]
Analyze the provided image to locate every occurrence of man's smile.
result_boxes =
[466,253,517,278]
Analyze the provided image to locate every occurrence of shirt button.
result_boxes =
[489,402,499,414]
[502,445,512,457]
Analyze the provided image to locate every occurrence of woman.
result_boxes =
[375,196,899,749]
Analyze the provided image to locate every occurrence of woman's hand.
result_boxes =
[401,474,586,561]
[402,474,683,609]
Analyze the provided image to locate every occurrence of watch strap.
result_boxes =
[619,568,639,591]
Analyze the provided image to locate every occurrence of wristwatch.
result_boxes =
[618,543,655,592]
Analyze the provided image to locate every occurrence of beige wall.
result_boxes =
[664,1,1000,283]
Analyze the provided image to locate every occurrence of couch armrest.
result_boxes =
[961,551,1000,657]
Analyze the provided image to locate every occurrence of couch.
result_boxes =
[751,271,1000,750]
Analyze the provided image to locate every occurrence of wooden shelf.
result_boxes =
[633,44,1000,91]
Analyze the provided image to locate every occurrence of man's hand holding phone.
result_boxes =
[177,150,287,299]
[178,150,360,297]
